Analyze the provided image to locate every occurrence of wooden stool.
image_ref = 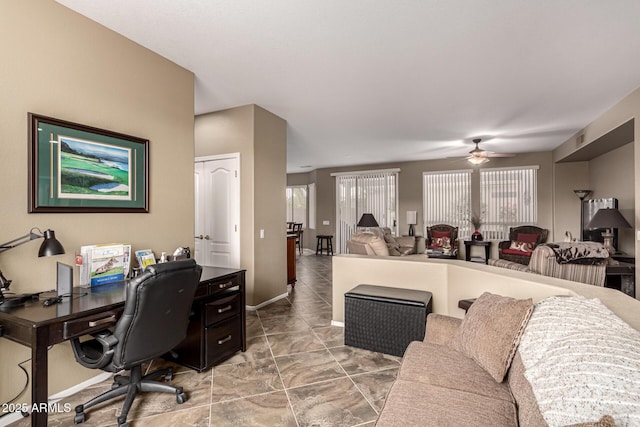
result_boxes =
[316,235,334,255]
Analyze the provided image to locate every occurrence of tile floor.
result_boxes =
[11,254,399,426]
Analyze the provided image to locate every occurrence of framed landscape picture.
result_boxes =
[28,113,149,213]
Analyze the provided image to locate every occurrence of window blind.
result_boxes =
[423,170,472,238]
[480,166,538,240]
[334,170,399,253]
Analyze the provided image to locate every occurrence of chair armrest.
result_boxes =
[498,240,511,250]
[394,236,415,248]
[424,313,462,347]
[71,330,118,370]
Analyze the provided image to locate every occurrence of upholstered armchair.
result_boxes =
[498,226,549,265]
[426,224,458,255]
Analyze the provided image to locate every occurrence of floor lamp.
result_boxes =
[573,190,591,240]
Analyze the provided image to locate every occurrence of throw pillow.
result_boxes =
[509,240,534,253]
[451,292,533,382]
[431,236,451,248]
[432,230,451,239]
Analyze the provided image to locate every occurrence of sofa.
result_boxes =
[347,227,417,256]
[376,292,639,426]
[490,242,609,286]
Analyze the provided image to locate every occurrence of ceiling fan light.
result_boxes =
[467,156,489,165]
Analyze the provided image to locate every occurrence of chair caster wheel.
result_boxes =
[74,412,86,424]
[118,423,130,427]
[176,392,188,404]
[165,372,173,382]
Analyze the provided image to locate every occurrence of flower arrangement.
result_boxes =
[470,213,482,231]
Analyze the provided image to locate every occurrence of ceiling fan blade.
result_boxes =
[485,153,516,158]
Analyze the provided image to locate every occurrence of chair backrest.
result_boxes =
[508,226,548,245]
[112,259,202,369]
[426,224,459,246]
[292,223,302,236]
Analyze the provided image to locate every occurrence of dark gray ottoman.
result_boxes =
[344,284,433,357]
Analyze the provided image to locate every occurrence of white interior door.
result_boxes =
[194,154,240,268]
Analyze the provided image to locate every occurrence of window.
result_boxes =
[286,186,307,227]
[423,170,472,238]
[480,166,538,240]
[333,169,399,253]
[308,183,316,229]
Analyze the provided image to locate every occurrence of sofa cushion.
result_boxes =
[375,379,517,427]
[399,341,514,403]
[348,233,389,256]
[451,292,533,382]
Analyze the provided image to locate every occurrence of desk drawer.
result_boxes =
[205,293,241,326]
[205,316,242,366]
[63,309,122,339]
[208,275,241,296]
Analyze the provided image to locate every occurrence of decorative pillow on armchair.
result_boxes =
[431,236,451,249]
[509,240,534,253]
[430,230,451,249]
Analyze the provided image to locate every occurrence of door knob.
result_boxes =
[204,235,210,240]
[195,235,203,239]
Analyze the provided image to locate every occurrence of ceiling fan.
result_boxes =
[466,138,515,165]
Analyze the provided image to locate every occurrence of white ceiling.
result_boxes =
[56,0,640,173]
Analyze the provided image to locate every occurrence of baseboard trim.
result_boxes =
[331,320,345,327]
[246,292,289,311]
[0,372,111,427]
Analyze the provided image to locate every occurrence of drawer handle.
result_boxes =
[218,281,233,289]
[88,315,116,327]
[217,305,233,313]
[217,335,232,345]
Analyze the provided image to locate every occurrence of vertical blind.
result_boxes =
[480,166,538,240]
[286,186,307,227]
[423,170,472,238]
[335,170,398,253]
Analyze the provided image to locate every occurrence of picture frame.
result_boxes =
[28,113,149,213]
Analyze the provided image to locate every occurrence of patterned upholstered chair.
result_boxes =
[498,226,548,265]
[426,224,458,255]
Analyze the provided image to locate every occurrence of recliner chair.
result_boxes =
[70,259,203,427]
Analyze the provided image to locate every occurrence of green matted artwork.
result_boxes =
[28,113,149,213]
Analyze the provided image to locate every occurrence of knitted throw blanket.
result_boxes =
[544,242,609,265]
[518,296,640,427]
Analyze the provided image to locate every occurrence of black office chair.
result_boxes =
[70,259,202,427]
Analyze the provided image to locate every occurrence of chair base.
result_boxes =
[74,365,187,426]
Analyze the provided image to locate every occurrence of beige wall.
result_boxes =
[554,87,640,297]
[589,143,635,254]
[552,162,589,242]
[195,105,287,306]
[288,152,555,258]
[0,0,195,402]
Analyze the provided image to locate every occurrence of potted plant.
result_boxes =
[470,213,483,241]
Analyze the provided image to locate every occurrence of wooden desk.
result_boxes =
[0,266,245,426]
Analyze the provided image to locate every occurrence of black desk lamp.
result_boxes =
[0,228,65,308]
[357,213,379,234]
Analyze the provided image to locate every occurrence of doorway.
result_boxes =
[194,154,240,267]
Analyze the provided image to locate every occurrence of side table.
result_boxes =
[464,240,492,264]
[605,261,635,298]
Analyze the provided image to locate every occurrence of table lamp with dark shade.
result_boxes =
[0,227,65,308]
[357,213,379,234]
[586,208,631,256]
